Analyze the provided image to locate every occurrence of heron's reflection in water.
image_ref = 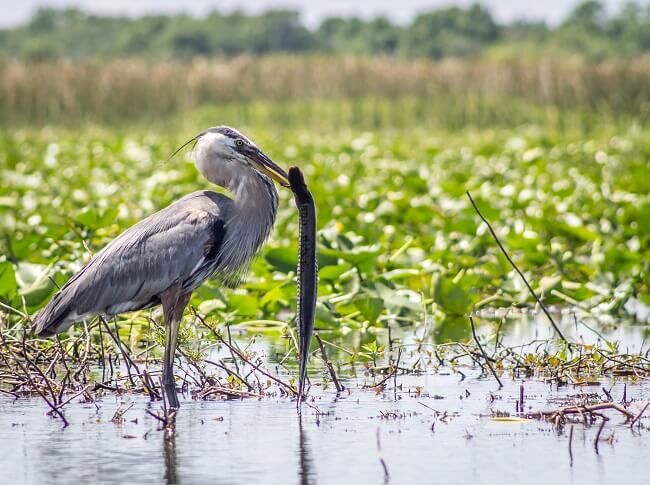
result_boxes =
[163,434,177,485]
[298,415,316,485]
[159,413,314,484]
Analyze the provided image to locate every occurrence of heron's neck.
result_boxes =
[197,158,278,240]
[230,172,277,217]
[225,172,279,254]
[207,172,277,286]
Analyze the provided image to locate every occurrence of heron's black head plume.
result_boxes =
[167,132,205,162]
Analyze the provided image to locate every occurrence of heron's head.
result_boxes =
[182,126,289,191]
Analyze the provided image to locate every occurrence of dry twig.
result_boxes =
[376,428,390,483]
[469,316,503,388]
[316,333,344,393]
[466,191,566,341]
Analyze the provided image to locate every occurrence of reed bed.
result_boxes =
[1,56,649,127]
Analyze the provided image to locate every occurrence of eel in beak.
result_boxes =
[288,166,317,406]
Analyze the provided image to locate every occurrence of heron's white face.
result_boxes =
[192,127,289,190]
[201,131,249,162]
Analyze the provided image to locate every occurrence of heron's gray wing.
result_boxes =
[33,191,230,335]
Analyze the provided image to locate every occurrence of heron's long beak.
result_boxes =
[250,149,290,188]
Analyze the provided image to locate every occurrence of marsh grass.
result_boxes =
[1,57,649,127]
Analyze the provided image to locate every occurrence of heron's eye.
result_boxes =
[235,139,244,148]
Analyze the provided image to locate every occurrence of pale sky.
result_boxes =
[0,0,634,28]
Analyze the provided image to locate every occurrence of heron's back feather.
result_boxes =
[33,190,234,335]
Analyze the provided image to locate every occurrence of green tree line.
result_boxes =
[1,1,649,60]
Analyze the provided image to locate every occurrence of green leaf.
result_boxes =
[227,294,259,316]
[321,245,381,272]
[319,262,352,280]
[75,207,100,228]
[382,268,421,281]
[260,285,288,307]
[434,316,470,343]
[16,263,57,309]
[0,261,17,296]
[354,297,384,323]
[374,282,422,311]
[433,274,471,315]
[315,302,337,325]
[197,298,226,315]
[264,247,296,273]
[341,245,381,267]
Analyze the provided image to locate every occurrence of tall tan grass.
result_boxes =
[1,56,648,126]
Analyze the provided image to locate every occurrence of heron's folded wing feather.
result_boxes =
[45,192,228,325]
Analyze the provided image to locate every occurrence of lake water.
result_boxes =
[1,314,649,484]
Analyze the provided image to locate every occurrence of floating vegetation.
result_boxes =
[1,127,648,339]
[1,305,648,421]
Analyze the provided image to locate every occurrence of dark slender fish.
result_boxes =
[288,167,317,405]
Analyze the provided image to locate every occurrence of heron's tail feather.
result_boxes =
[32,289,74,337]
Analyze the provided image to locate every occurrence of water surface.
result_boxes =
[2,316,649,484]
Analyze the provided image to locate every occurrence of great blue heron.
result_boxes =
[33,126,293,409]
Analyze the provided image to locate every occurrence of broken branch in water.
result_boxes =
[193,309,296,395]
[365,349,402,391]
[469,316,503,388]
[629,400,650,429]
[197,386,261,400]
[532,401,634,422]
[3,341,69,426]
[594,415,607,454]
[111,403,134,424]
[54,385,91,411]
[466,191,567,342]
[315,333,344,393]
[100,316,159,399]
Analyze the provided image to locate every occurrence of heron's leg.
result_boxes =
[163,316,181,409]
[161,283,191,409]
